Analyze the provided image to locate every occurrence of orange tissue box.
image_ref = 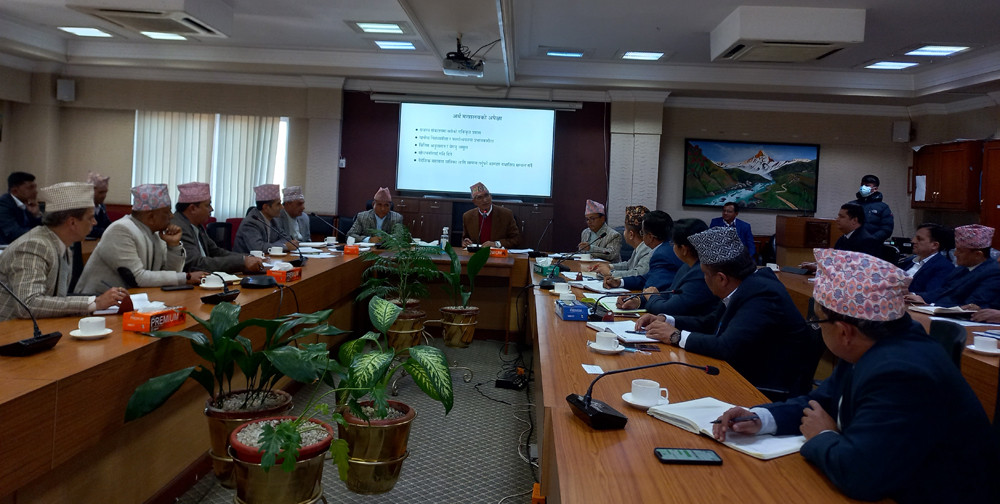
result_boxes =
[343,244,360,255]
[489,247,509,258]
[266,267,302,283]
[123,307,186,332]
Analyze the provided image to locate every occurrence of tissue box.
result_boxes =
[533,263,560,276]
[489,247,508,258]
[267,267,302,283]
[554,299,589,321]
[343,244,360,255]
[123,307,186,332]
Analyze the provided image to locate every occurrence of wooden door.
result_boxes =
[911,146,939,209]
[935,141,981,211]
[419,199,451,242]
[982,141,1000,248]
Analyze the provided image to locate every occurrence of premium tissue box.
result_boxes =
[123,307,186,332]
[267,266,302,283]
[554,299,589,321]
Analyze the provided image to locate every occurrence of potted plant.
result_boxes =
[245,295,454,495]
[357,225,441,352]
[439,242,492,347]
[124,302,346,487]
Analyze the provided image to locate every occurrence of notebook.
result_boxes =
[908,305,975,316]
[647,397,805,460]
[586,320,656,343]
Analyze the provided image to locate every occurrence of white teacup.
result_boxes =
[766,262,780,272]
[559,292,576,302]
[78,316,106,335]
[594,331,618,350]
[973,335,998,352]
[579,253,592,261]
[268,246,284,255]
[250,250,265,258]
[201,276,224,289]
[325,236,338,245]
[631,379,668,406]
[553,282,571,294]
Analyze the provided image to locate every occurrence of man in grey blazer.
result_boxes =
[233,184,298,254]
[347,187,404,243]
[0,182,125,322]
[75,183,207,293]
[172,182,264,274]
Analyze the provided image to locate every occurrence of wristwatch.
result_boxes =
[669,330,681,346]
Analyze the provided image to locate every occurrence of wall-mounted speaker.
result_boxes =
[56,79,76,102]
[892,120,911,143]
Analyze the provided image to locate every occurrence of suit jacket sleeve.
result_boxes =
[494,209,521,248]
[737,220,756,258]
[181,223,244,273]
[644,267,719,317]
[1,236,91,319]
[97,223,186,287]
[347,210,373,241]
[0,195,37,244]
[622,244,682,291]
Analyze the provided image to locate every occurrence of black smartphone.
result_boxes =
[161,284,194,291]
[654,447,722,465]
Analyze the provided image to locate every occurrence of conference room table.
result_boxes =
[775,270,998,422]
[529,265,878,503]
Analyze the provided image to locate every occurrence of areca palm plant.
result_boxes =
[356,225,441,308]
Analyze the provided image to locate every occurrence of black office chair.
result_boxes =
[879,244,901,266]
[338,216,354,238]
[205,222,233,251]
[615,225,633,262]
[757,298,828,402]
[927,319,966,368]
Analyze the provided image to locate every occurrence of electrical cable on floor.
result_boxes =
[496,488,533,504]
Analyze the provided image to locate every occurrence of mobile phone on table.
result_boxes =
[161,284,194,291]
[654,447,722,465]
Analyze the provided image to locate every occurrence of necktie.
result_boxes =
[57,250,71,296]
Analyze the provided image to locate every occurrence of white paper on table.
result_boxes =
[303,253,337,258]
[582,364,604,374]
[929,316,1000,328]
[347,236,356,245]
[509,248,533,254]
[914,175,926,201]
[297,247,322,253]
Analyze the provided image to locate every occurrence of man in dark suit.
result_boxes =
[604,210,684,292]
[172,182,264,274]
[0,171,42,244]
[461,182,520,248]
[907,224,1000,308]
[86,172,112,239]
[709,202,755,258]
[713,249,999,503]
[899,223,954,299]
[635,226,818,396]
[800,202,880,272]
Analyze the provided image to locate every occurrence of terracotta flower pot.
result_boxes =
[204,389,293,488]
[338,400,416,494]
[229,416,333,504]
[440,306,479,348]
[386,308,425,352]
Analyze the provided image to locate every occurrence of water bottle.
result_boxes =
[440,227,449,251]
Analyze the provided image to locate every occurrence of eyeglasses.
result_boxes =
[806,316,834,331]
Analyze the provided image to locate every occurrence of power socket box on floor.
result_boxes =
[496,367,527,390]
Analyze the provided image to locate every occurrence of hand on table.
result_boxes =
[617,294,640,310]
[797,261,817,273]
[903,293,926,304]
[284,239,299,251]
[95,286,129,310]
[244,255,265,273]
[462,237,473,246]
[712,406,762,441]
[186,271,209,285]
[603,276,622,289]
[972,309,1000,323]
[800,400,837,440]
[589,262,611,277]
[578,241,591,251]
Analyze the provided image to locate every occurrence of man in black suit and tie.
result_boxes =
[800,202,881,272]
[0,171,42,244]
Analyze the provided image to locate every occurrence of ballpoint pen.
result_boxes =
[710,414,759,424]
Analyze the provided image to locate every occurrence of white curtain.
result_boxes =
[132,111,213,205]
[133,112,284,219]
[211,115,281,219]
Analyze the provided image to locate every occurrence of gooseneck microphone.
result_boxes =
[254,215,306,267]
[309,212,350,242]
[526,219,554,258]
[0,279,63,356]
[539,232,608,290]
[566,361,720,430]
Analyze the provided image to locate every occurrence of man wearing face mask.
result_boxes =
[853,174,894,243]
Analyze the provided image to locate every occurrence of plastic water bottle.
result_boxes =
[440,227,449,250]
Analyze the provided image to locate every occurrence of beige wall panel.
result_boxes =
[57,108,135,204]
[911,106,999,145]
[0,66,30,103]
[610,101,635,134]
[633,133,660,207]
[304,118,342,214]
[607,133,635,225]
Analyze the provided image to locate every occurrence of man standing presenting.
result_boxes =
[86,172,112,238]
[276,186,310,241]
[76,183,207,292]
[172,182,264,274]
[853,174,894,242]
[0,171,42,244]
[713,249,998,503]
[578,199,622,262]
[461,182,520,248]
[233,184,298,254]
[709,202,755,259]
[0,182,125,322]
[348,187,404,243]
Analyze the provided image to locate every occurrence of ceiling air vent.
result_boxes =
[711,6,864,63]
[69,0,232,38]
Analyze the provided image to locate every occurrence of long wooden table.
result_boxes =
[776,270,998,421]
[529,267,875,503]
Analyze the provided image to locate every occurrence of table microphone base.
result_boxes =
[538,277,566,290]
[0,332,62,357]
[566,394,628,430]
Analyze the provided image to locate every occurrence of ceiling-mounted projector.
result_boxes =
[443,56,484,77]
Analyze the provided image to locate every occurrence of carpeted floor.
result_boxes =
[177,339,538,504]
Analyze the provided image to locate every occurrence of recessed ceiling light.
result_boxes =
[375,40,415,50]
[905,45,970,57]
[622,51,663,61]
[865,61,918,70]
[141,32,187,41]
[547,51,584,58]
[58,27,112,38]
[357,23,403,34]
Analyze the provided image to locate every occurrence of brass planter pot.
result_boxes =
[440,306,479,348]
[229,445,327,504]
[386,309,425,353]
[338,400,416,494]
[204,390,293,488]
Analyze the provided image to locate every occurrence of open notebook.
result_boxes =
[647,397,805,460]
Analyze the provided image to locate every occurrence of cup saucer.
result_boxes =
[587,340,624,355]
[199,284,225,290]
[967,344,1000,356]
[69,328,113,340]
[268,252,287,257]
[621,392,669,410]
